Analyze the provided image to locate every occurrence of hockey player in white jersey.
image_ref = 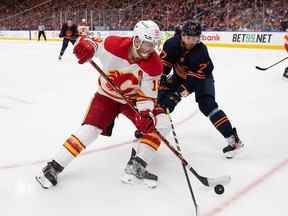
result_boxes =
[35,20,167,189]
[78,18,90,36]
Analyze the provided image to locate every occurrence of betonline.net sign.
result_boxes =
[232,33,273,43]
[201,31,285,47]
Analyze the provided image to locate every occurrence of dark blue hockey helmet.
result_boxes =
[182,21,202,36]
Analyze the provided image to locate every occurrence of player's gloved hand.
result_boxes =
[135,110,156,134]
[73,37,97,64]
[159,74,168,86]
[160,91,181,113]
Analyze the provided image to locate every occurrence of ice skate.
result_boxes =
[223,128,243,159]
[121,154,158,189]
[35,160,64,189]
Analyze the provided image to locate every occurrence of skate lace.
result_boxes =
[43,162,61,177]
[227,135,243,148]
[135,163,146,178]
[124,161,145,177]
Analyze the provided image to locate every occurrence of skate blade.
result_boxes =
[121,173,136,185]
[144,179,158,189]
[35,175,53,189]
[224,145,244,159]
[121,174,157,189]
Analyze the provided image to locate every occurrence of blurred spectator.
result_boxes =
[281,19,288,32]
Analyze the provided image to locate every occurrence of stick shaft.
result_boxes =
[166,109,198,215]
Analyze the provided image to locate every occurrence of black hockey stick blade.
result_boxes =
[255,56,288,71]
[255,66,267,71]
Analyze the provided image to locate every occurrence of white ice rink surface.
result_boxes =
[0,40,287,216]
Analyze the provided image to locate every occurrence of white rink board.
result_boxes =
[0,30,287,49]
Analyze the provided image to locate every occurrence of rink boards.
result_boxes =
[0,30,287,50]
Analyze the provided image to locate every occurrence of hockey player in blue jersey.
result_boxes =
[157,21,243,158]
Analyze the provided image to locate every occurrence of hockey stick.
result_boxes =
[89,60,231,187]
[255,56,288,71]
[166,108,198,216]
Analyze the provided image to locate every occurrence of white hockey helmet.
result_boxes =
[133,20,161,48]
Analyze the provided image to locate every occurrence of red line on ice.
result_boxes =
[203,158,288,216]
[0,110,198,170]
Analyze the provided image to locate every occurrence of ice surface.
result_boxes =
[0,40,287,216]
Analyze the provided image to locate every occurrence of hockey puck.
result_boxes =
[214,184,224,195]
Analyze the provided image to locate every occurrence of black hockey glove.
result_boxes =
[159,74,168,87]
[160,91,181,113]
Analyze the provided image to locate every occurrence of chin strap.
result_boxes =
[132,37,144,58]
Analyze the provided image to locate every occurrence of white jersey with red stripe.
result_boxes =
[78,22,89,36]
[93,35,163,111]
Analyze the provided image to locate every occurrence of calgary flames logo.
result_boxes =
[106,70,139,95]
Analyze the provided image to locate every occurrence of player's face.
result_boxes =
[181,34,200,49]
[67,20,72,26]
[138,41,155,58]
[134,37,156,59]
